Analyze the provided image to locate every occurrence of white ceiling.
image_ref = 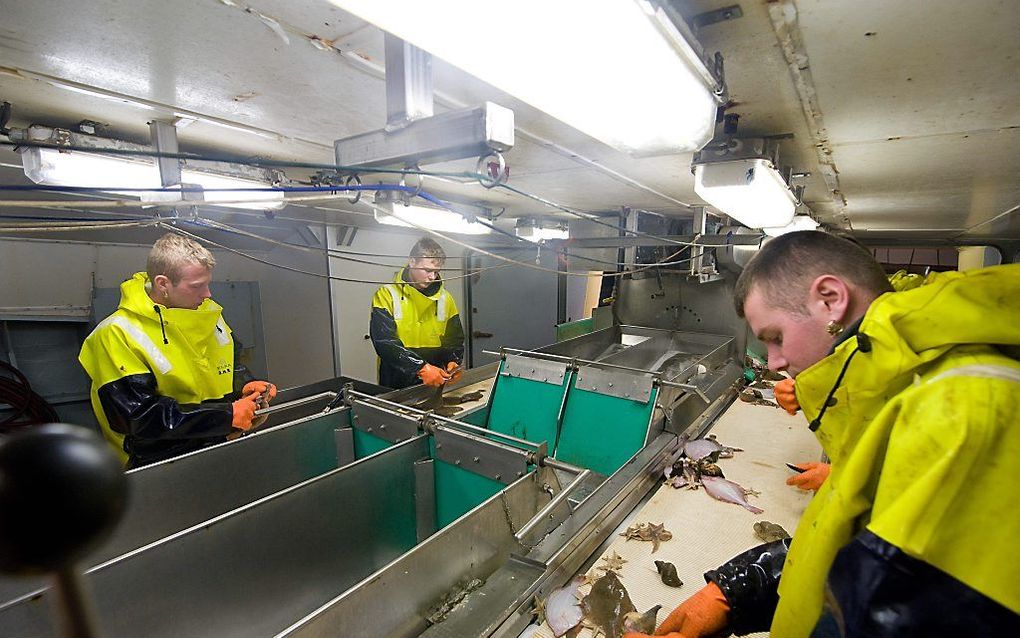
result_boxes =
[0,0,1017,240]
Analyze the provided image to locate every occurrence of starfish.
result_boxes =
[530,594,547,625]
[599,550,627,572]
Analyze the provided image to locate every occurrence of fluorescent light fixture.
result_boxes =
[330,0,721,155]
[374,202,492,235]
[516,219,568,242]
[19,147,284,210]
[178,171,284,210]
[693,158,796,229]
[763,215,819,237]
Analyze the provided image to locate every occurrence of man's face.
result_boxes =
[407,257,443,289]
[161,263,213,310]
[742,286,833,377]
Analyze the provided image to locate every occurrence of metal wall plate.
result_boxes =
[500,354,567,386]
[575,366,653,403]
[433,427,529,484]
[351,401,420,443]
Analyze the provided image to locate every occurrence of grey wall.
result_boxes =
[0,237,333,389]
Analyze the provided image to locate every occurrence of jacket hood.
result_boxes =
[118,272,225,335]
[796,263,1020,460]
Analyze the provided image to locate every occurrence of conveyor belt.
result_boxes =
[526,400,821,638]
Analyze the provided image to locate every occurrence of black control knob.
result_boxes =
[0,424,128,575]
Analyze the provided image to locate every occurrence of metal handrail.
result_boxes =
[253,391,337,417]
[514,469,592,542]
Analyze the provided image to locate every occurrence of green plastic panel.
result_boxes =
[352,428,394,458]
[458,404,490,426]
[556,317,594,342]
[486,362,569,449]
[555,385,657,476]
[429,438,505,528]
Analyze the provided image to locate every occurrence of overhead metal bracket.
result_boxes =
[690,5,743,30]
[384,33,434,130]
[335,101,514,169]
[334,35,514,169]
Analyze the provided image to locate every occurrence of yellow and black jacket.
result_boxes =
[704,264,1020,637]
[79,272,237,467]
[370,268,464,389]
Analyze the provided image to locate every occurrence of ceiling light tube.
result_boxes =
[375,201,492,235]
[19,147,284,210]
[763,214,819,237]
[330,0,723,155]
[693,158,796,229]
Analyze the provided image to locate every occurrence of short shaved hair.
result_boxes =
[409,237,446,262]
[147,233,216,283]
[734,231,892,317]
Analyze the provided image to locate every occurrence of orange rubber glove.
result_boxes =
[418,363,451,387]
[231,395,260,431]
[622,581,729,638]
[786,461,831,492]
[445,361,463,384]
[242,381,277,403]
[774,378,799,415]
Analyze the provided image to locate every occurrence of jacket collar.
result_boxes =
[396,267,444,300]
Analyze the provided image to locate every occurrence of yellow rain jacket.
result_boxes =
[370,268,464,389]
[768,264,1020,635]
[79,272,237,466]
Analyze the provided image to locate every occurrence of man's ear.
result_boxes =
[808,274,851,323]
[152,274,171,296]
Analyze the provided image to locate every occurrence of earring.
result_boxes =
[826,320,844,336]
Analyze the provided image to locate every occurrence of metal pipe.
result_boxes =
[487,348,671,377]
[433,424,534,459]
[254,392,337,417]
[346,389,539,449]
[514,469,592,542]
[428,414,537,449]
[656,380,711,403]
[540,456,586,475]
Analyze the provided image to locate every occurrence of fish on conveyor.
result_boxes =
[682,436,724,461]
[411,384,445,411]
[701,476,763,514]
[442,389,485,405]
[580,571,637,638]
[623,605,662,634]
[546,577,584,637]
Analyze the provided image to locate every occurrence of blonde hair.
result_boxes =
[409,237,446,262]
[147,233,216,283]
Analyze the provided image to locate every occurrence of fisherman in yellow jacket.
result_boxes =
[79,233,277,468]
[625,231,1019,638]
[370,237,465,389]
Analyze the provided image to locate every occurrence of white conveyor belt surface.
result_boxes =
[526,399,822,638]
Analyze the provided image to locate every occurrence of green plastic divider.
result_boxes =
[555,385,657,476]
[428,438,506,528]
[352,428,394,458]
[486,361,569,449]
[556,317,594,342]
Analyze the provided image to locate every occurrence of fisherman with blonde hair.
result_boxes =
[80,232,276,467]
